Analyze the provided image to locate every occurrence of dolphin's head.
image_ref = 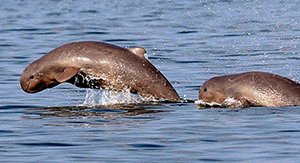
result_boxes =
[198,76,228,105]
[20,60,58,93]
[20,59,79,93]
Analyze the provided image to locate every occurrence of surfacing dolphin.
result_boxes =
[196,71,300,108]
[20,41,180,101]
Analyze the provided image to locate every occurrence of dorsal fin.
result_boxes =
[128,47,147,59]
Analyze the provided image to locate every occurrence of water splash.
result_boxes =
[195,97,243,108]
[195,99,222,108]
[82,88,154,106]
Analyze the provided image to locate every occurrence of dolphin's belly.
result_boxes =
[67,71,105,89]
[67,70,138,94]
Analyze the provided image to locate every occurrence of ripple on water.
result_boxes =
[128,143,166,149]
[176,30,198,34]
[17,142,78,147]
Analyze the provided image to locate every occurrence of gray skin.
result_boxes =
[198,71,300,107]
[20,41,180,101]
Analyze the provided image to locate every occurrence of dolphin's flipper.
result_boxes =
[55,67,79,83]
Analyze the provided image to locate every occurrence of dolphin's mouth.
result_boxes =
[25,82,45,93]
[24,80,59,93]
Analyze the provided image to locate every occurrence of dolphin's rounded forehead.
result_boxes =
[203,76,221,87]
[22,62,35,75]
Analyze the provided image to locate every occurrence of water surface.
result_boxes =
[0,0,300,162]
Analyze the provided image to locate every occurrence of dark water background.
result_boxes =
[1,0,300,162]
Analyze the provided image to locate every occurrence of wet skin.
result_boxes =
[20,41,180,101]
[198,71,300,107]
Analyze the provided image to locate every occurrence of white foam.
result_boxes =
[195,98,244,108]
[194,99,222,107]
[81,88,154,106]
[223,97,243,108]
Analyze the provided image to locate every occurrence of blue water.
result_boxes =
[1,0,300,162]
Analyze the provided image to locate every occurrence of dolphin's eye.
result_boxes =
[203,88,207,92]
[29,75,34,79]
